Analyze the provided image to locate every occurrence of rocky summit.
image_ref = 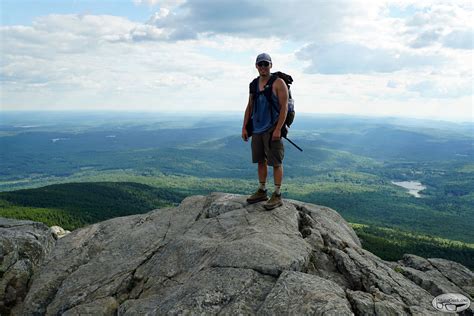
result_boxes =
[1,193,473,315]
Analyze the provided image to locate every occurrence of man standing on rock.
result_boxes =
[242,53,288,210]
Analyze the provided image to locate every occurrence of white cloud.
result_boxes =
[1,1,472,121]
[406,78,472,99]
[148,0,354,41]
[0,14,253,112]
[387,80,399,88]
[129,24,168,41]
[403,4,472,49]
[133,0,184,8]
[443,29,474,49]
[33,14,136,38]
[296,42,446,74]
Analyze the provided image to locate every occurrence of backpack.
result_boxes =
[247,71,295,137]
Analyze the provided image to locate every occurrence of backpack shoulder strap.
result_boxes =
[263,74,279,105]
[263,74,278,98]
[267,74,278,89]
[249,77,259,100]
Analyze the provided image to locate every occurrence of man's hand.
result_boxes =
[272,129,281,141]
[242,128,249,142]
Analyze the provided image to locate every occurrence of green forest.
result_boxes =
[0,182,184,230]
[1,181,473,269]
[352,223,473,269]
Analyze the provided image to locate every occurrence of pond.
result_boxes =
[391,181,426,198]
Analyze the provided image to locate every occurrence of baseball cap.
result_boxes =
[256,53,272,64]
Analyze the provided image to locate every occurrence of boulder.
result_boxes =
[50,226,71,240]
[0,218,56,315]
[3,193,472,315]
[397,254,474,298]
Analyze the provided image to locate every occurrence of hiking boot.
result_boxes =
[246,189,268,204]
[264,192,283,210]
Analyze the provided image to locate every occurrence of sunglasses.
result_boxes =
[257,61,270,67]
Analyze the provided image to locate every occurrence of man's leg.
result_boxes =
[258,161,268,184]
[264,164,283,210]
[273,164,283,195]
[248,133,269,203]
[247,160,269,204]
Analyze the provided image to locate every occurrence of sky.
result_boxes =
[0,0,473,122]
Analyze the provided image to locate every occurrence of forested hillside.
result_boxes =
[352,224,473,269]
[1,181,472,269]
[0,182,184,230]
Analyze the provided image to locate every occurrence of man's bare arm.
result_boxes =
[273,78,288,139]
[242,94,253,141]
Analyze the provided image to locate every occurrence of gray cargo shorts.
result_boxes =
[251,127,284,167]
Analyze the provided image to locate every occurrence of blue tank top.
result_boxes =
[252,89,280,134]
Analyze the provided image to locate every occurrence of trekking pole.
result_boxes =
[283,136,303,152]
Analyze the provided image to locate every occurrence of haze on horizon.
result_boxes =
[0,0,472,122]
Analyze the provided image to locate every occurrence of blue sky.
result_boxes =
[1,0,153,25]
[1,0,472,121]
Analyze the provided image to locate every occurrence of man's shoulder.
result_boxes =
[273,77,287,90]
[274,77,285,85]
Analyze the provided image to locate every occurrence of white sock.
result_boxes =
[259,182,266,191]
[274,184,281,195]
